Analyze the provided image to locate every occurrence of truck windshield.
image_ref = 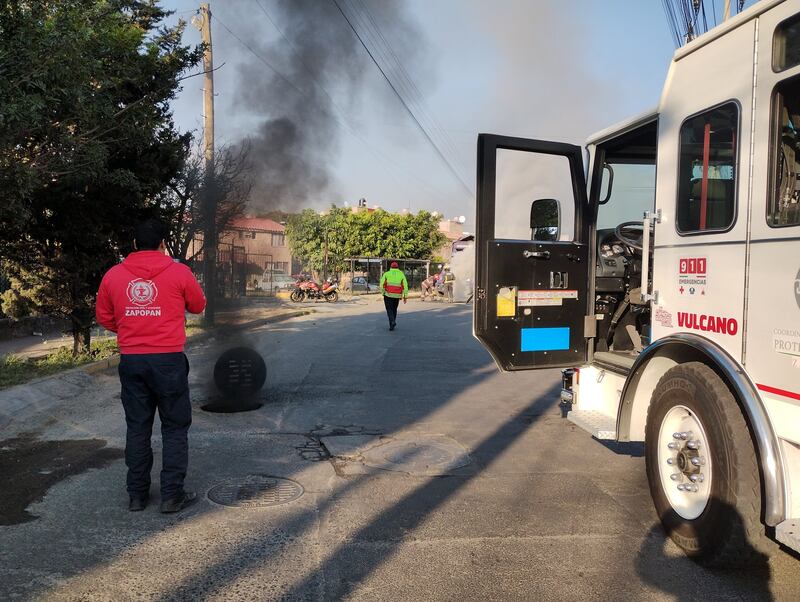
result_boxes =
[596,162,656,230]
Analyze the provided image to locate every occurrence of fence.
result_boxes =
[342,258,430,297]
[189,245,276,300]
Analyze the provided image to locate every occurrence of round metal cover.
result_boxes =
[213,347,267,396]
[362,437,471,475]
[207,475,303,508]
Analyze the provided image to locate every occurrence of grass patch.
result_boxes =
[184,321,206,337]
[0,338,119,389]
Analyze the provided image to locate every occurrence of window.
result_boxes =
[271,232,285,246]
[595,119,658,230]
[597,164,656,230]
[494,149,575,241]
[774,14,800,72]
[770,76,800,227]
[266,261,287,274]
[676,103,738,233]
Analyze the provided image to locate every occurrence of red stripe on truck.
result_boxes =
[756,383,800,402]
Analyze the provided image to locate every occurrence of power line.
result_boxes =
[349,0,467,171]
[249,0,457,205]
[331,0,474,198]
[213,11,455,206]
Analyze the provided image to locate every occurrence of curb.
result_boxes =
[0,308,314,433]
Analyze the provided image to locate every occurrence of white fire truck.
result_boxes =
[473,0,800,565]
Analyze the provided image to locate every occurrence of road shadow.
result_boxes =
[635,503,774,601]
[156,381,560,601]
[2,303,529,599]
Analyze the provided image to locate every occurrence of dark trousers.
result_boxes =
[118,353,191,500]
[383,295,400,327]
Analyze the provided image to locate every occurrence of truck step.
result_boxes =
[567,409,617,440]
[776,519,800,554]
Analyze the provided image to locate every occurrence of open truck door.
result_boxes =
[474,134,591,370]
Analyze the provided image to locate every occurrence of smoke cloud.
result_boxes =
[229,0,428,213]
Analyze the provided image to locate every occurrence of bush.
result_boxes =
[0,288,33,320]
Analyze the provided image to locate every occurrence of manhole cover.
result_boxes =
[361,437,471,475]
[381,443,453,466]
[207,475,303,508]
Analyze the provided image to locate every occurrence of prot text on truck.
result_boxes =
[474,0,800,566]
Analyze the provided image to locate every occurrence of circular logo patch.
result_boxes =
[126,279,158,306]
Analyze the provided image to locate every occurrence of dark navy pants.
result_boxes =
[383,295,400,327]
[119,353,191,500]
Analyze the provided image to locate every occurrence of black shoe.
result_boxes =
[129,495,149,512]
[389,322,395,331]
[160,490,197,514]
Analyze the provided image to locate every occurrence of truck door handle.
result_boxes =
[523,250,550,260]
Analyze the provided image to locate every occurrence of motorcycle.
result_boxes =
[290,277,338,303]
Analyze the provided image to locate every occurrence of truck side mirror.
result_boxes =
[530,198,560,241]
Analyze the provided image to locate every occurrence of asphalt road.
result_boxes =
[1,299,799,601]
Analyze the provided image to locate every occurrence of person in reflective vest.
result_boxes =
[380,261,408,331]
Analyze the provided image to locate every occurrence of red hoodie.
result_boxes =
[96,251,206,354]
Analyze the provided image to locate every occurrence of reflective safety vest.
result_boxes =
[380,268,408,298]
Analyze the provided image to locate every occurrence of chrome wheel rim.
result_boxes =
[657,404,712,520]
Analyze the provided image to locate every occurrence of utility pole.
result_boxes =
[194,3,216,325]
[723,0,731,22]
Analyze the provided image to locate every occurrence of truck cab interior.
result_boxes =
[588,120,658,370]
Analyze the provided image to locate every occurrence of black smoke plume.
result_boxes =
[230,0,427,212]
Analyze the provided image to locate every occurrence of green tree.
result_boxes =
[286,207,446,274]
[0,1,202,353]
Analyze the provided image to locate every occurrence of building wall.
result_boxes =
[220,229,292,273]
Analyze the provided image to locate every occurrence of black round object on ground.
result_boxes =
[213,347,267,396]
[202,347,267,413]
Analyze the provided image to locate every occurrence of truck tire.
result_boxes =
[644,362,774,567]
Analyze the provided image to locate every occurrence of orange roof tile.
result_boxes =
[227,217,285,232]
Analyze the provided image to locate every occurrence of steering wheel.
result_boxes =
[614,220,652,251]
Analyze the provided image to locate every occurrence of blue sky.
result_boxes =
[160,1,708,222]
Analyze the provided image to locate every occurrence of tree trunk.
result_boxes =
[70,307,93,356]
[72,324,91,356]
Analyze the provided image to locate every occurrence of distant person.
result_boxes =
[96,219,206,514]
[420,274,436,301]
[380,261,408,331]
[443,266,455,302]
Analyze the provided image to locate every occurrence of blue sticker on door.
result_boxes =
[520,327,570,352]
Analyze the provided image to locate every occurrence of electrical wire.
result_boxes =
[341,0,468,185]
[214,10,454,206]
[250,0,457,205]
[330,0,474,198]
[349,0,467,173]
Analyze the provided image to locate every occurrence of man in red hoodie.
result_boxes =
[96,219,206,513]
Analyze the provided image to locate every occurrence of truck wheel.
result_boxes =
[644,362,773,566]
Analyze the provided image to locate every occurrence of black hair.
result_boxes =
[134,218,167,251]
